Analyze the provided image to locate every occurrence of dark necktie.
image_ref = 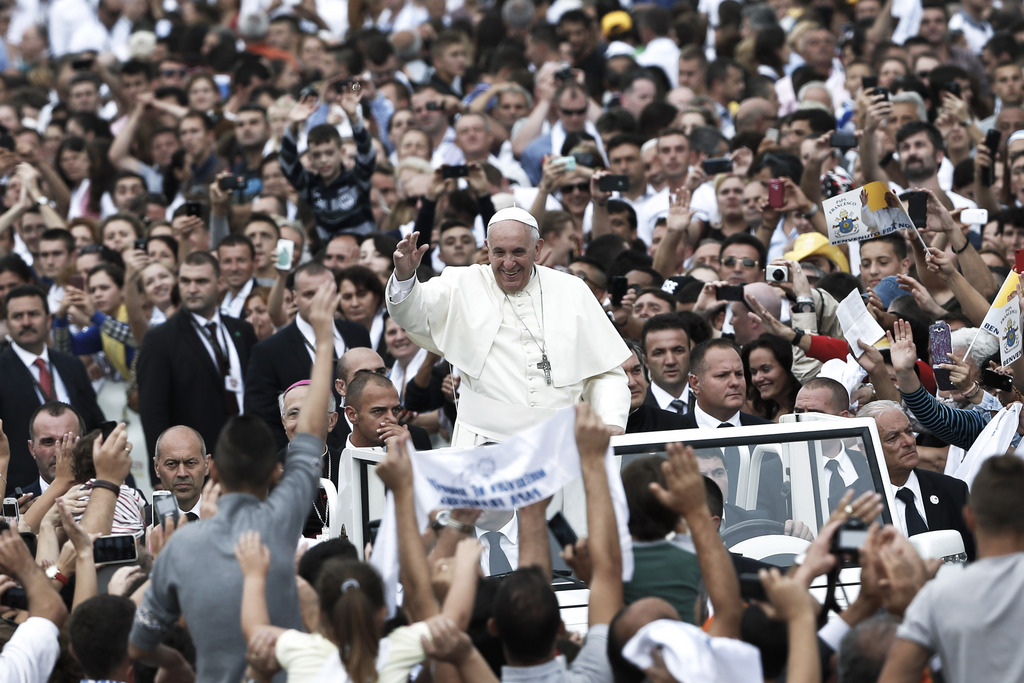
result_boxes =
[205,322,239,416]
[719,422,740,503]
[896,488,928,536]
[825,459,846,513]
[185,512,199,522]
[33,358,54,401]
[483,531,513,575]
[668,399,686,414]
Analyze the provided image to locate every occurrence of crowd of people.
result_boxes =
[0,0,1021,679]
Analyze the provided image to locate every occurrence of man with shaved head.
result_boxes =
[153,426,210,519]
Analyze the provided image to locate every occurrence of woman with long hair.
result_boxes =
[742,334,801,421]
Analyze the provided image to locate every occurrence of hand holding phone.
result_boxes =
[929,321,955,391]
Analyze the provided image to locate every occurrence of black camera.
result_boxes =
[831,517,869,563]
[555,66,574,81]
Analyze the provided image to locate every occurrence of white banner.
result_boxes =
[371,406,634,617]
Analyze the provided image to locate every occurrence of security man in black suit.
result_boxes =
[678,339,786,521]
[858,399,975,560]
[245,261,370,450]
[137,252,258,487]
[0,285,105,489]
[621,341,689,434]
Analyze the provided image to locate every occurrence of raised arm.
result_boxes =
[653,188,696,278]
[377,437,438,622]
[80,423,133,536]
[0,527,67,626]
[650,443,742,638]
[860,94,893,185]
[575,404,622,627]
[295,281,339,439]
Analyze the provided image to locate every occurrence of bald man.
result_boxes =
[152,426,210,519]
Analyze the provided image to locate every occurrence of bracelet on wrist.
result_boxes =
[953,239,971,254]
[91,479,120,494]
[962,382,982,399]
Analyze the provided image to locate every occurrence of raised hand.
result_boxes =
[886,318,918,374]
[666,188,696,235]
[288,95,320,127]
[649,442,707,518]
[393,231,430,282]
[234,530,271,578]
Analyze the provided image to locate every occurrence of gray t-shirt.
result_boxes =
[500,624,613,683]
[898,553,1024,683]
[129,432,322,683]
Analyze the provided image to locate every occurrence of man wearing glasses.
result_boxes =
[718,233,766,285]
[521,79,596,186]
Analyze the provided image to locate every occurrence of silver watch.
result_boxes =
[433,509,473,534]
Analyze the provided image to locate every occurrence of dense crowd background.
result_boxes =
[0,0,1021,679]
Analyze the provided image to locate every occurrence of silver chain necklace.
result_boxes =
[503,272,552,386]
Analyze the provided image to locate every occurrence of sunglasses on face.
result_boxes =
[160,69,187,78]
[560,106,587,116]
[405,195,424,206]
[560,182,590,194]
[720,256,759,269]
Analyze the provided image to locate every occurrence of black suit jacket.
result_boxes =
[137,312,257,485]
[0,346,105,488]
[679,411,784,520]
[915,468,975,560]
[626,405,690,433]
[244,319,370,450]
[21,478,42,500]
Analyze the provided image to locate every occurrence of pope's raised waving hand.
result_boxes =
[393,231,431,281]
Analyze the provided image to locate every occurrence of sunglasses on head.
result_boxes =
[560,182,589,194]
[720,256,759,269]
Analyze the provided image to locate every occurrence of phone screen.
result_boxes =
[93,534,138,565]
[929,322,955,391]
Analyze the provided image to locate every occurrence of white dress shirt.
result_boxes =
[891,470,928,538]
[189,311,244,413]
[477,512,519,576]
[295,313,346,360]
[11,342,71,404]
[220,278,255,319]
[693,403,740,429]
[651,381,692,414]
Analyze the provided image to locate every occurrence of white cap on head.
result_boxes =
[487,206,539,231]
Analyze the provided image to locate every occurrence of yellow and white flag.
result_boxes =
[981,270,1022,365]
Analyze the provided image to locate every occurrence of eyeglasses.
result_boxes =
[160,69,187,78]
[560,106,587,116]
[560,182,590,194]
[720,256,759,269]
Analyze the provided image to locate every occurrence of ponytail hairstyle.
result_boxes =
[316,560,385,683]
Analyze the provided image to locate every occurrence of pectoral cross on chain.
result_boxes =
[537,354,552,386]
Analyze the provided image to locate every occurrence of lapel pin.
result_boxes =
[930,495,939,504]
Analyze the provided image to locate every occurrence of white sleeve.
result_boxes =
[387,273,417,304]
[0,617,61,683]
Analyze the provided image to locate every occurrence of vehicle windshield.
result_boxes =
[613,417,894,564]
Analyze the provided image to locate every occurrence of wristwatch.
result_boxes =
[431,509,473,534]
[36,196,49,207]
[794,296,815,314]
[45,564,69,585]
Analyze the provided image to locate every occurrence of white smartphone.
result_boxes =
[960,208,988,225]
[765,128,780,143]
[276,239,295,271]
[2,497,18,521]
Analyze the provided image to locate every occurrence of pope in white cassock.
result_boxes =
[386,206,631,445]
